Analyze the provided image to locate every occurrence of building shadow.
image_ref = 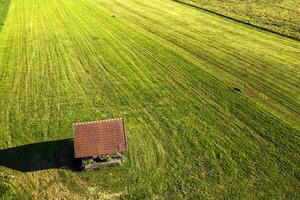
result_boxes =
[0,139,80,172]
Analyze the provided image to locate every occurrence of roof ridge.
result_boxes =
[73,118,123,126]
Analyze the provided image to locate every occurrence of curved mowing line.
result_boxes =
[172,0,300,42]
[0,0,11,32]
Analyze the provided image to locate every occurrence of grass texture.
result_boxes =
[0,0,299,199]
[176,0,300,40]
[0,0,10,32]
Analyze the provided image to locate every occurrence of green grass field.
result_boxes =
[0,0,299,199]
[0,0,10,32]
[176,0,300,40]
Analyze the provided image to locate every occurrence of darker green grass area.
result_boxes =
[0,183,16,200]
[0,0,10,32]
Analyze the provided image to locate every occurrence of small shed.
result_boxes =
[73,118,127,170]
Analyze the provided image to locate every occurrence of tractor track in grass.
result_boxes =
[0,0,299,199]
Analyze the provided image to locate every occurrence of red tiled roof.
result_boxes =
[73,118,127,158]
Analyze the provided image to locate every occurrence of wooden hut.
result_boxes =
[73,118,127,170]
